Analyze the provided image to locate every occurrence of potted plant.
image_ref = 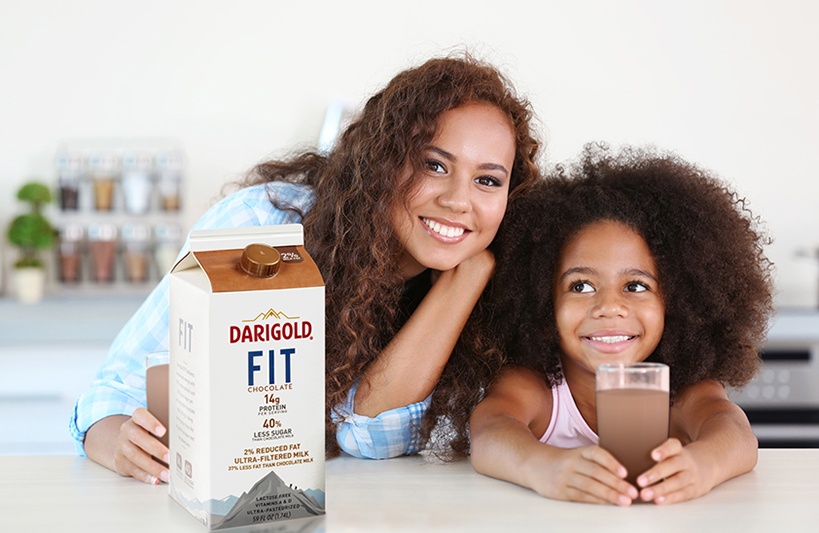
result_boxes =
[6,182,55,303]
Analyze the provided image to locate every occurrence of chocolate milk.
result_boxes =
[146,363,170,448]
[169,225,325,529]
[597,388,669,485]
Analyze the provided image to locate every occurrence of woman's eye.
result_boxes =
[570,281,594,293]
[625,281,648,293]
[424,159,446,174]
[475,175,501,187]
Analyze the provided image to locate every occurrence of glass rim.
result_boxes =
[596,362,668,372]
[145,350,170,366]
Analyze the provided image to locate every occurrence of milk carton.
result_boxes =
[168,224,325,529]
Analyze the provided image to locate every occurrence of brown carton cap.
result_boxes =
[240,243,281,278]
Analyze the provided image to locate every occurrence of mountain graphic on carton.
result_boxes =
[243,308,299,322]
[213,470,325,529]
[169,485,239,525]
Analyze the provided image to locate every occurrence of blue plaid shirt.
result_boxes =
[69,182,430,459]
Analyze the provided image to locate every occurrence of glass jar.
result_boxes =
[57,224,84,283]
[88,223,118,282]
[56,153,83,211]
[121,153,154,214]
[155,152,183,211]
[88,153,119,211]
[122,223,152,283]
[154,222,182,275]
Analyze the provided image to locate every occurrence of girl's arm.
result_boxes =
[470,367,638,506]
[353,249,495,417]
[637,379,758,504]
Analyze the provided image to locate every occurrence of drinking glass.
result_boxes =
[596,362,670,485]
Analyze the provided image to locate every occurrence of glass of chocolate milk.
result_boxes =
[146,351,170,449]
[596,362,669,485]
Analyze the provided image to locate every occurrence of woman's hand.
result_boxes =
[526,445,639,506]
[636,438,716,505]
[452,247,496,282]
[113,408,170,485]
[85,410,170,485]
[431,248,496,285]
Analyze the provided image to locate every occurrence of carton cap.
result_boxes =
[240,243,281,278]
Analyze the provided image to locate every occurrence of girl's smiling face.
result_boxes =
[391,102,516,280]
[553,220,665,377]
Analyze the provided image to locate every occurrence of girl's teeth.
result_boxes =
[423,218,464,238]
[589,336,633,344]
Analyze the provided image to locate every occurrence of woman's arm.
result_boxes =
[72,274,172,481]
[470,367,638,506]
[334,383,430,459]
[74,183,313,479]
[637,379,758,504]
[353,249,495,417]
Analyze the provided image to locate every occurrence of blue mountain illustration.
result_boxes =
[170,489,237,515]
[304,488,325,506]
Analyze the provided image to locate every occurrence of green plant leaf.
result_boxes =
[17,182,52,206]
[7,213,54,249]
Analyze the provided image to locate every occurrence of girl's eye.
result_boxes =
[570,281,594,293]
[424,159,446,174]
[475,175,501,187]
[625,281,649,293]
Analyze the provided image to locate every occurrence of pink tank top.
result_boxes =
[539,378,599,448]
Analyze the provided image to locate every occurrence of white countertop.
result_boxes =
[1,449,817,532]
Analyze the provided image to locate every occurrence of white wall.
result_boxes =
[2,0,818,307]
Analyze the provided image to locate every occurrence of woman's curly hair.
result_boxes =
[244,53,541,457]
[490,144,774,398]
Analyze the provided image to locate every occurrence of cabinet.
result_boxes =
[0,295,146,455]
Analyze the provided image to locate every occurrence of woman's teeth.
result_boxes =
[588,335,634,344]
[422,218,465,238]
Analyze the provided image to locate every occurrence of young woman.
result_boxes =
[71,54,541,484]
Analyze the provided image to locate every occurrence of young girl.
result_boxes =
[72,54,541,484]
[470,145,774,506]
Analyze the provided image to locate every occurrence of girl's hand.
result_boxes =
[636,438,716,505]
[528,445,639,506]
[113,408,170,485]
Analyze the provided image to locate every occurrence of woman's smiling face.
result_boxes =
[553,220,665,377]
[391,102,516,280]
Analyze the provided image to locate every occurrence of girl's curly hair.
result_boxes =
[244,53,541,457]
[490,144,774,398]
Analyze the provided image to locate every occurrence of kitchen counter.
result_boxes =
[0,294,147,344]
[0,449,816,532]
[767,308,819,344]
